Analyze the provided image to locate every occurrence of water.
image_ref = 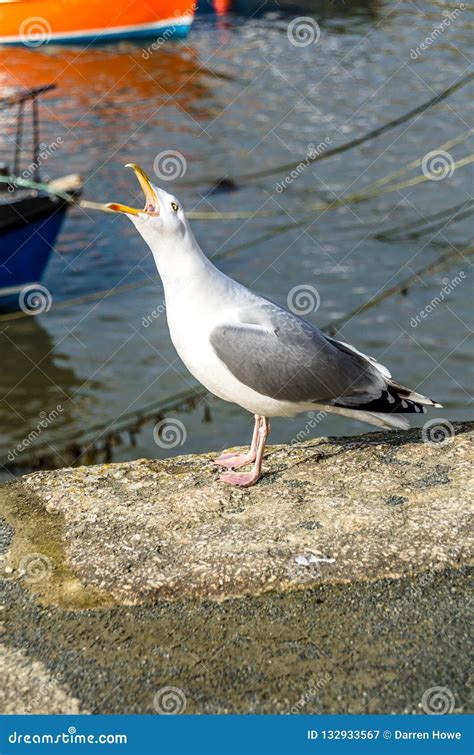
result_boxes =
[0,0,472,474]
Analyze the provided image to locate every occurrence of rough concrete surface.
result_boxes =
[0,423,472,714]
[0,644,85,714]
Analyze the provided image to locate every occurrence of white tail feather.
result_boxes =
[320,404,411,430]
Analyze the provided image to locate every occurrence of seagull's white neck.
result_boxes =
[139,223,225,301]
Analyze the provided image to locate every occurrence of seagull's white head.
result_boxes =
[105,163,191,251]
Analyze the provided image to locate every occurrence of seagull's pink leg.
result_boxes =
[214,415,260,469]
[218,417,269,487]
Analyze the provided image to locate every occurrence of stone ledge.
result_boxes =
[1,422,472,607]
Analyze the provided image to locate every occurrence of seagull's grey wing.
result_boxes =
[210,299,386,404]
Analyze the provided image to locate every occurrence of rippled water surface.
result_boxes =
[0,0,472,473]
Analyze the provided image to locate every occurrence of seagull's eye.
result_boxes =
[171,202,179,213]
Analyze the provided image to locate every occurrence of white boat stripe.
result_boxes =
[0,17,192,44]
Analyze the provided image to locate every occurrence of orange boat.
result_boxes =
[0,0,195,46]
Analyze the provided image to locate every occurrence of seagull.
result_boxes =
[102,163,442,487]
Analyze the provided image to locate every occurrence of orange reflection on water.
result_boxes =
[0,43,215,120]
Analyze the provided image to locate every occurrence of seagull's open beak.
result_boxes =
[106,163,160,216]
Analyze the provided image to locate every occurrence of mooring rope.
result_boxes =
[324,242,473,335]
[186,151,474,219]
[1,129,472,224]
[181,72,474,187]
[0,136,471,324]
[373,199,474,242]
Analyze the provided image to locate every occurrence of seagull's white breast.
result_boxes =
[164,288,301,417]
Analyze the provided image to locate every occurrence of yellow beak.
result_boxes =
[106,163,159,215]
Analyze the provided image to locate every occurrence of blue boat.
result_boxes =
[0,85,82,312]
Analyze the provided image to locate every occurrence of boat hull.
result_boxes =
[0,188,76,312]
[0,0,194,45]
[0,209,67,312]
